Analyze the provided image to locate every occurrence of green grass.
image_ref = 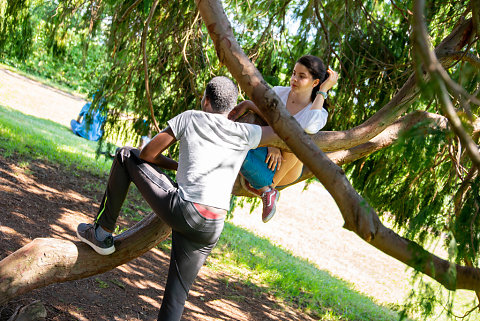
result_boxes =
[0,103,408,320]
[209,223,404,321]
[0,104,112,176]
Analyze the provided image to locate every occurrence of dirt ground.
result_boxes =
[0,67,414,320]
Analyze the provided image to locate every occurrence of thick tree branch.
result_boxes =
[196,0,480,292]
[326,111,448,166]
[0,213,171,305]
[449,51,480,68]
[232,111,451,194]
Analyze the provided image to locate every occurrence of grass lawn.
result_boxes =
[2,71,480,318]
[0,103,410,320]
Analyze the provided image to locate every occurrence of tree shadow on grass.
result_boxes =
[0,109,404,320]
[0,153,404,321]
[0,154,317,321]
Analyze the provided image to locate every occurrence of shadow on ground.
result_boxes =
[0,152,319,321]
[0,111,401,321]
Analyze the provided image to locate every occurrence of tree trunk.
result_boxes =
[195,0,480,292]
[0,213,171,305]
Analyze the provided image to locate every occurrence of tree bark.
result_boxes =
[0,213,171,306]
[1,0,479,306]
[195,0,480,292]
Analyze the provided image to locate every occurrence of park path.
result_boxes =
[0,67,85,128]
[0,66,413,309]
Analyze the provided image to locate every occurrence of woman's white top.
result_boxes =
[273,86,328,134]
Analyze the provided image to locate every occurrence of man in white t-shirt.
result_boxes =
[76,76,276,321]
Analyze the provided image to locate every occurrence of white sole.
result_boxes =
[76,230,115,255]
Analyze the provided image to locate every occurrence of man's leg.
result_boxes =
[77,146,176,255]
[157,196,225,321]
[157,232,216,321]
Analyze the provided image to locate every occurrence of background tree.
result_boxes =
[0,0,479,318]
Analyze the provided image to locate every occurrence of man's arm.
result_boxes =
[139,127,178,170]
[258,126,279,147]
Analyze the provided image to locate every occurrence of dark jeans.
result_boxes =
[95,147,225,321]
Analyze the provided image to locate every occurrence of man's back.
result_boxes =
[168,110,261,210]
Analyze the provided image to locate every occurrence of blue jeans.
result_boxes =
[240,147,277,189]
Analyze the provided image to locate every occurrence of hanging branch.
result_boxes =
[141,0,161,133]
[412,0,480,169]
[118,0,143,23]
[181,11,203,99]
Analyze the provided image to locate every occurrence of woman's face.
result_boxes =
[290,63,320,94]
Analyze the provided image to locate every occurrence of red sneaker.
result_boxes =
[261,188,279,223]
[240,176,262,197]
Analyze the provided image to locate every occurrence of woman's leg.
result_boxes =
[240,147,275,190]
[240,147,280,222]
[272,152,303,188]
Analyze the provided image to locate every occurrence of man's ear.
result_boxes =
[202,96,211,111]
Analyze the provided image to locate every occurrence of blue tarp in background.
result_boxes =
[70,95,106,141]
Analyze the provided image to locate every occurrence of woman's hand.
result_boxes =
[265,147,284,171]
[228,100,252,121]
[319,68,339,92]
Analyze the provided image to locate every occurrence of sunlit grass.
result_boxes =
[209,223,407,321]
[0,104,112,175]
[1,103,408,320]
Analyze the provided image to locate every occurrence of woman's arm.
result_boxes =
[139,127,178,170]
[311,68,339,110]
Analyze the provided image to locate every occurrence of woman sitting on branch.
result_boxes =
[229,55,339,223]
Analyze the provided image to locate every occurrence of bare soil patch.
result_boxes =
[0,66,413,320]
[0,153,316,321]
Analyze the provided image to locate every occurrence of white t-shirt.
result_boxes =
[273,86,328,134]
[168,110,261,210]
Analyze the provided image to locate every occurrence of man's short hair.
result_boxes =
[204,76,238,113]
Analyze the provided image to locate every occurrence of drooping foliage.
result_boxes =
[1,0,479,318]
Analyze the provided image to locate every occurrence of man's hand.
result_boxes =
[265,147,284,171]
[228,101,251,121]
[139,127,178,170]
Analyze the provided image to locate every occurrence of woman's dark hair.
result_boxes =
[296,55,329,111]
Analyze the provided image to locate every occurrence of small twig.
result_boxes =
[141,0,161,133]
[118,0,143,23]
[390,0,412,21]
[181,11,203,99]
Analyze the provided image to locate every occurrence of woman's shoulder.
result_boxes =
[272,86,290,103]
[273,86,290,94]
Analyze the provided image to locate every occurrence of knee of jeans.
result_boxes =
[115,146,137,162]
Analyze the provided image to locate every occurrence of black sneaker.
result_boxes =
[76,223,115,255]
